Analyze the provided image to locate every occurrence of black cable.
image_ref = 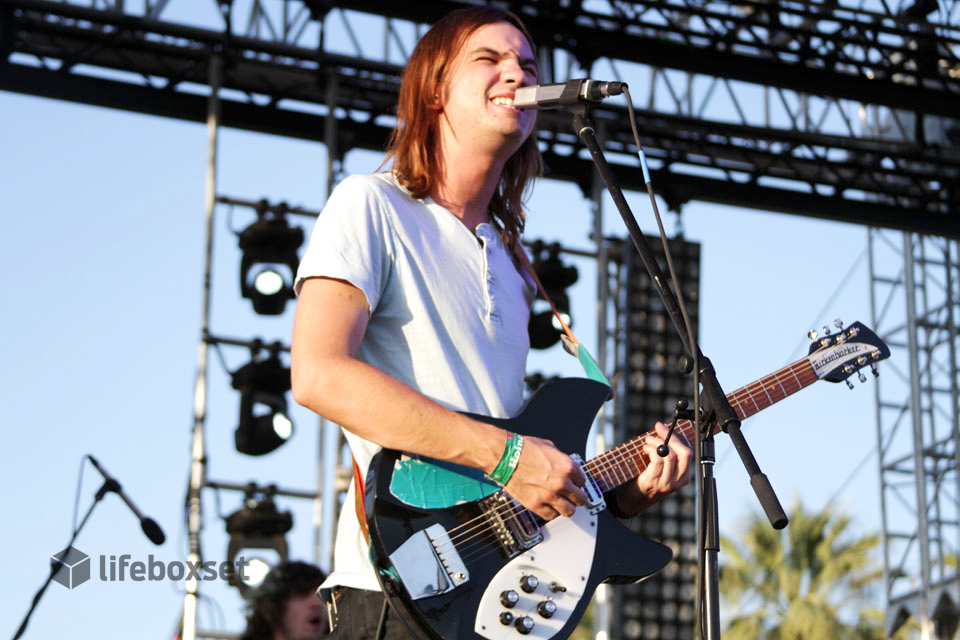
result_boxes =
[375,597,389,640]
[13,457,109,640]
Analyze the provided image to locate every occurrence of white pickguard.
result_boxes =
[474,506,598,640]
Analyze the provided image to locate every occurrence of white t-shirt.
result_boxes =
[295,172,535,591]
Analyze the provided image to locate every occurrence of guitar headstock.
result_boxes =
[806,319,891,385]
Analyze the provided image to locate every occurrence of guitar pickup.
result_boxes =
[480,492,543,557]
[570,453,606,515]
[389,523,469,600]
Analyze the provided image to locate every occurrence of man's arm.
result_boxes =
[291,276,589,520]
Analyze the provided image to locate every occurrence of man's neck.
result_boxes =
[429,142,510,232]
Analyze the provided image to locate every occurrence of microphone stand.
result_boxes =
[13,480,112,640]
[567,104,788,640]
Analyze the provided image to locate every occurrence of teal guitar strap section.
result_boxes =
[389,455,501,508]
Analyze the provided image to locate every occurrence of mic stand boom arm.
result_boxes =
[567,105,787,640]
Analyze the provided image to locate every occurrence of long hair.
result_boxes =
[383,6,542,252]
[240,561,326,640]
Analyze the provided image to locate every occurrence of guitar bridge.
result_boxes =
[479,491,542,557]
[388,523,469,600]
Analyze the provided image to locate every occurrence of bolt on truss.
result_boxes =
[870,229,960,639]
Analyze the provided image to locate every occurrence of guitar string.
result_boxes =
[431,361,820,555]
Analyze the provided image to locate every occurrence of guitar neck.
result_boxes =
[584,356,820,493]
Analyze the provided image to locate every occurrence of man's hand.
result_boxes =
[614,422,693,516]
[503,436,589,521]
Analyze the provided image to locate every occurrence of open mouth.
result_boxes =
[490,96,518,110]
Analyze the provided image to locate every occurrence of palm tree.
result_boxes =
[720,500,886,639]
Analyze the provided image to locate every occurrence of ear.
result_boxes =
[429,92,443,111]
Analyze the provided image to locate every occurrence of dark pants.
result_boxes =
[326,587,418,640]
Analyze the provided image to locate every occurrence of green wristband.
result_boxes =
[488,432,524,486]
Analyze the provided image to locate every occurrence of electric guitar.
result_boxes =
[364,321,890,640]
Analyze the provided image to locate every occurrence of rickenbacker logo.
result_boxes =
[809,342,866,376]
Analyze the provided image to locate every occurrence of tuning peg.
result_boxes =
[834,319,844,330]
[859,372,867,383]
[822,325,832,335]
[846,379,855,389]
[871,364,880,377]
[808,329,818,340]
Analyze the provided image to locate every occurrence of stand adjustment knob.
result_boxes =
[537,600,557,618]
[515,616,535,634]
[500,590,519,608]
[520,575,539,593]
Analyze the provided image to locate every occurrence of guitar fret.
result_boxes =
[758,379,774,404]
[772,370,788,397]
[747,387,761,413]
[610,448,627,485]
[789,363,803,388]
[731,394,746,419]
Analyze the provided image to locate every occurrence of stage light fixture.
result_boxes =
[224,489,293,597]
[238,202,304,315]
[527,243,578,350]
[231,351,294,456]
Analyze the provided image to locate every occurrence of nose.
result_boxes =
[501,57,527,86]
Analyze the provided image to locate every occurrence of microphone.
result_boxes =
[87,455,166,545]
[512,79,626,109]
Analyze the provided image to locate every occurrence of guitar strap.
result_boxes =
[513,244,611,388]
[352,456,371,545]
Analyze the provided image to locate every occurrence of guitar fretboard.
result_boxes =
[583,356,820,493]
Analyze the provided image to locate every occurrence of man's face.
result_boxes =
[437,21,538,157]
[275,590,327,640]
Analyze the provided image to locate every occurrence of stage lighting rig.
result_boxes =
[527,242,578,350]
[238,200,304,316]
[224,484,293,597]
[230,344,293,456]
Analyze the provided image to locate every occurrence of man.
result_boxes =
[241,561,328,640]
[291,7,691,639]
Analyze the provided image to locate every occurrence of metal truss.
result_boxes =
[870,229,960,639]
[1,0,959,235]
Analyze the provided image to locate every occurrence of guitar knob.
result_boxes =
[859,372,867,383]
[846,379,855,390]
[500,590,520,608]
[808,329,818,340]
[871,364,880,378]
[834,319,844,330]
[500,612,514,626]
[538,600,557,618]
[823,325,831,335]
[515,616,535,634]
[520,575,539,593]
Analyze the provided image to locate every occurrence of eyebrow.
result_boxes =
[470,47,537,69]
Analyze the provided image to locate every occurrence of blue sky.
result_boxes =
[1,77,884,637]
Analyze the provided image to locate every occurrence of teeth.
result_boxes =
[491,97,515,107]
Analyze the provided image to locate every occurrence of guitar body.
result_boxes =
[365,379,673,640]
